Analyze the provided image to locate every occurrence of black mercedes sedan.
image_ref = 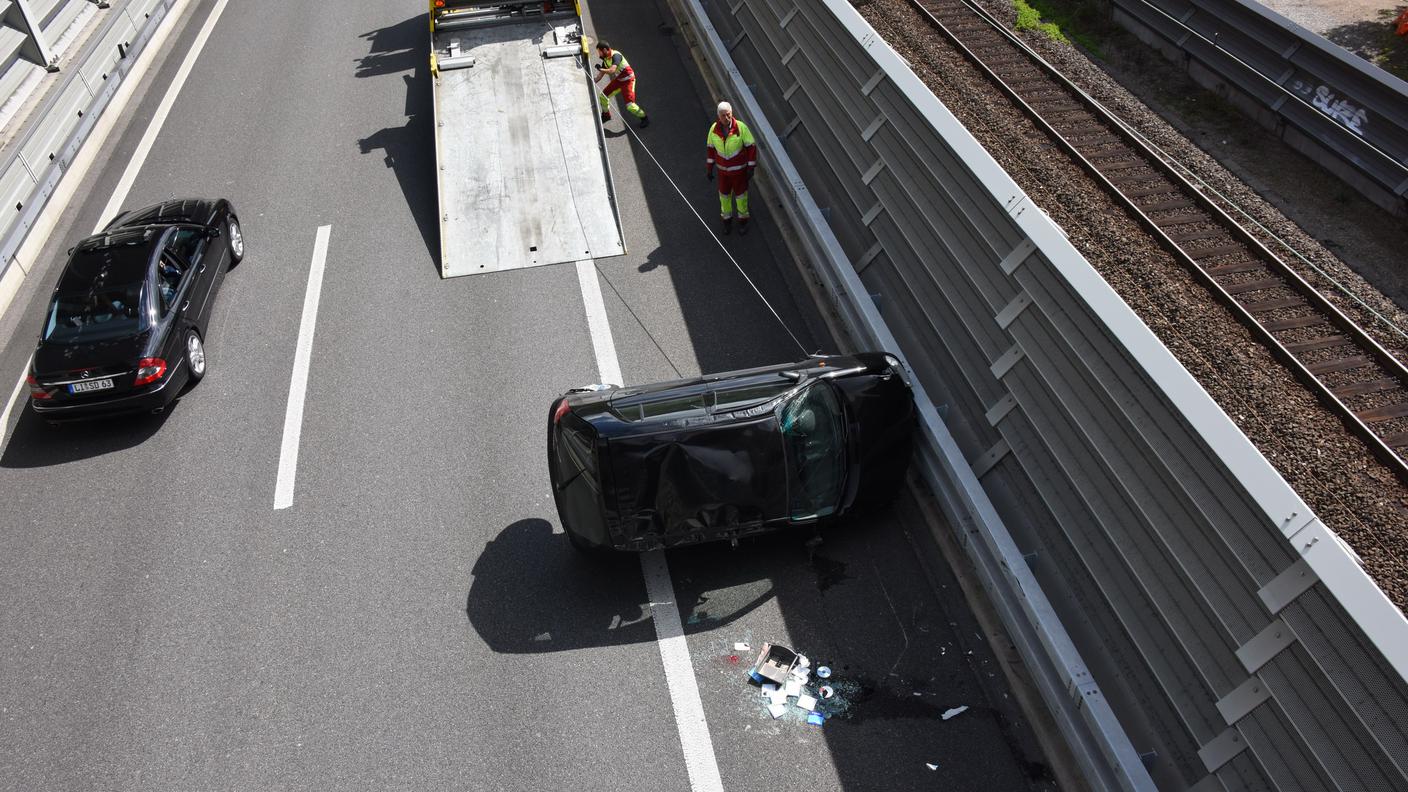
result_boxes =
[547,352,917,552]
[27,199,243,420]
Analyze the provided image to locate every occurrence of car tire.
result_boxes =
[184,330,206,383]
[226,214,244,266]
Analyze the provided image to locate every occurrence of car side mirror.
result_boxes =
[207,226,222,239]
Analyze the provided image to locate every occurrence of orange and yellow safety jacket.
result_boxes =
[706,119,756,173]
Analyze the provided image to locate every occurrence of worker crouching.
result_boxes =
[706,101,756,235]
[594,41,649,128]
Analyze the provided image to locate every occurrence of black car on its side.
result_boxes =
[27,199,243,420]
[547,352,917,552]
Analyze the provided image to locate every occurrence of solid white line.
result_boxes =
[273,225,331,510]
[641,550,726,792]
[0,360,30,445]
[572,258,724,792]
[574,260,622,386]
[94,0,234,232]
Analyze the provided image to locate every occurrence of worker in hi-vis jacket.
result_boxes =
[706,101,757,235]
[594,41,649,128]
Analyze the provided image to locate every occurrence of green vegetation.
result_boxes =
[1010,0,1116,57]
[1013,0,1069,44]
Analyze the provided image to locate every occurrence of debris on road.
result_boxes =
[815,665,832,679]
[926,763,940,771]
[796,694,818,711]
[749,642,799,685]
[941,705,969,720]
[806,711,826,726]
[818,685,835,699]
[733,642,751,652]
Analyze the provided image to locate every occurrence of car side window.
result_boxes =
[157,251,186,315]
[781,382,847,519]
[166,227,205,265]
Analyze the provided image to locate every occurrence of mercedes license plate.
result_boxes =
[69,378,114,394]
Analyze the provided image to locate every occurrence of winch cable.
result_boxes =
[599,90,812,357]
[539,45,687,377]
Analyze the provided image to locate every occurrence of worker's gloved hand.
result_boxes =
[706,168,714,181]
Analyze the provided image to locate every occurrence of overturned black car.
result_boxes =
[547,353,917,552]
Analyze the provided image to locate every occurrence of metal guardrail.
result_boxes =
[670,0,1408,789]
[0,0,175,283]
[1109,0,1408,216]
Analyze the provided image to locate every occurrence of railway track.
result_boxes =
[905,0,1408,484]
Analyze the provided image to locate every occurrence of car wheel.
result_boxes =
[185,330,206,383]
[226,215,244,265]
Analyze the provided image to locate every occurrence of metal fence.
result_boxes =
[1109,0,1408,216]
[0,0,176,285]
[670,0,1408,789]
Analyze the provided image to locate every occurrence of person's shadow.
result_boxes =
[465,518,778,653]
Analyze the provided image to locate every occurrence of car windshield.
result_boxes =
[42,249,149,344]
[779,381,846,520]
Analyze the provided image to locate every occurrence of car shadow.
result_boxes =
[355,15,440,271]
[1,403,172,468]
[466,517,809,654]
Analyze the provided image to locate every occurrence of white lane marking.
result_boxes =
[274,225,331,510]
[0,360,31,444]
[641,550,727,792]
[575,259,622,385]
[95,0,234,231]
[573,258,724,792]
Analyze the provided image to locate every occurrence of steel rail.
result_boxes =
[904,0,1408,487]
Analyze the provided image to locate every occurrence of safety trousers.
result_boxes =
[599,77,645,118]
[717,170,750,218]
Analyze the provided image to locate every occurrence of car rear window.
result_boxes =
[43,253,150,345]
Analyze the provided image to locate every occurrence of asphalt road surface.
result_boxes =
[0,1,1055,789]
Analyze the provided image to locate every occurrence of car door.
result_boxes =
[163,226,214,329]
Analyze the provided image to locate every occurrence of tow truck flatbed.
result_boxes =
[430,1,624,277]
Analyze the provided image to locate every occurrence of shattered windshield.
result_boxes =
[780,381,846,520]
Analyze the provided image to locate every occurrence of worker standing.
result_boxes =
[706,101,757,235]
[594,41,649,128]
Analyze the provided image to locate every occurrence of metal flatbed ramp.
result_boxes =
[432,17,624,277]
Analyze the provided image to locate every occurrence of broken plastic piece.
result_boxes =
[783,678,803,698]
[926,763,940,771]
[733,642,751,652]
[818,685,835,699]
[759,683,778,698]
[767,702,788,719]
[815,666,832,679]
[941,706,969,720]
[796,694,818,711]
[806,711,825,726]
[766,687,789,706]
[795,654,810,668]
[750,642,798,685]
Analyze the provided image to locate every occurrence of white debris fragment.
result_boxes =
[815,666,832,679]
[941,706,969,720]
[783,678,803,698]
[796,694,818,712]
[759,683,778,698]
[926,763,940,771]
[766,688,789,706]
[818,685,835,699]
[767,702,789,719]
[734,642,751,652]
[795,655,810,668]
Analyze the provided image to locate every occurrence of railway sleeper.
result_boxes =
[1204,260,1264,276]
[1168,228,1226,244]
[1223,277,1283,295]
[1245,296,1305,313]
[1265,315,1329,331]
[1140,198,1195,212]
[1124,183,1181,199]
[1335,378,1403,398]
[1101,159,1147,173]
[1308,355,1371,375]
[1381,431,1408,448]
[1356,402,1408,423]
[1153,213,1204,227]
[1189,243,1247,260]
[1284,335,1350,353]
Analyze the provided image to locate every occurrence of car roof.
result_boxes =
[59,235,161,291]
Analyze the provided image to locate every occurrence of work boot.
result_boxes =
[639,115,650,129]
[738,217,749,235]
[600,110,612,122]
[721,217,733,236]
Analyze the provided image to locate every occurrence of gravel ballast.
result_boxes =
[857,0,1408,611]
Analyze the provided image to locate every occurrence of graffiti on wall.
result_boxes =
[1290,79,1369,136]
